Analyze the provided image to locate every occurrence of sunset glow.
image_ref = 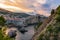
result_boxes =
[0,0,60,16]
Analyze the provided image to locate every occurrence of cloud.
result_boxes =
[36,0,46,4]
[0,0,34,12]
[0,0,53,17]
[9,0,16,3]
[0,4,33,12]
[37,10,50,17]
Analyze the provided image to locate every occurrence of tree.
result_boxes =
[0,29,14,40]
[55,15,60,22]
[47,25,53,33]
[56,5,60,10]
[51,9,55,15]
[56,5,60,15]
[0,16,6,26]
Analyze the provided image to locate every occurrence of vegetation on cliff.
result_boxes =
[0,16,14,40]
[37,5,60,40]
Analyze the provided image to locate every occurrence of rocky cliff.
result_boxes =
[32,5,60,40]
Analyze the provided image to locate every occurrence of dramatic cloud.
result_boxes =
[36,0,46,4]
[0,0,60,17]
[0,0,34,12]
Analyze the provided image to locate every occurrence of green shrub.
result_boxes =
[55,15,60,22]
[0,16,6,26]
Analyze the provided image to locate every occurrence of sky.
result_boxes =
[0,0,60,17]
